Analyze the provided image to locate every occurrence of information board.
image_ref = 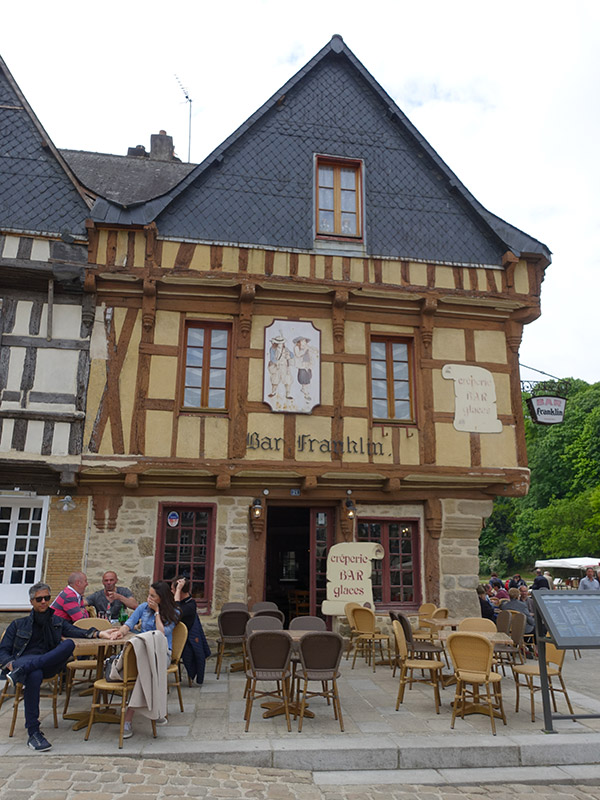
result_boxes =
[533,590,600,647]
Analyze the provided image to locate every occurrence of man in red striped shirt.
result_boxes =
[50,572,89,623]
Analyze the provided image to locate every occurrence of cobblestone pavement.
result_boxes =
[1,757,600,800]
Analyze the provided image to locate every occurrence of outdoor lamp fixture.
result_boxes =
[250,498,264,521]
[345,498,356,520]
[57,494,76,512]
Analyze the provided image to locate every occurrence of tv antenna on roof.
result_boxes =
[175,75,192,162]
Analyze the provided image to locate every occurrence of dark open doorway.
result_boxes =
[265,506,310,623]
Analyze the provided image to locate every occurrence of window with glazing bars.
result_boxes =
[357,520,420,606]
[182,323,230,410]
[316,157,362,237]
[370,338,413,421]
[159,507,213,604]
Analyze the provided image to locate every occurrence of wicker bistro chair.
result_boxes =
[295,632,345,732]
[412,603,437,641]
[166,622,188,713]
[215,609,250,678]
[457,617,497,632]
[244,630,293,732]
[253,608,285,624]
[446,632,507,735]
[351,607,391,673]
[431,607,449,620]
[250,601,279,613]
[512,641,574,722]
[392,620,444,713]
[493,612,526,675]
[84,641,157,748]
[389,611,446,674]
[221,602,249,612]
[243,616,284,698]
[495,609,511,634]
[343,602,362,660]
[289,616,326,631]
[63,617,113,715]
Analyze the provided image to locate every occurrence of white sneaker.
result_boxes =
[155,716,168,726]
[122,722,133,739]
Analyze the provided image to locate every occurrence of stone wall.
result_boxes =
[439,498,493,616]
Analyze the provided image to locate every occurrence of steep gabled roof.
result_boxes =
[91,36,550,267]
[0,56,92,238]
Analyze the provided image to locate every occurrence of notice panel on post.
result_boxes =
[533,591,600,647]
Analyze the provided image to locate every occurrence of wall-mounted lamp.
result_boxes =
[250,497,264,521]
[345,498,356,520]
[57,494,76,512]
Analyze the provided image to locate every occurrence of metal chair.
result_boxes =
[244,631,293,732]
[214,609,250,678]
[295,632,344,732]
[512,641,574,722]
[446,632,506,735]
[392,620,444,714]
[166,622,188,713]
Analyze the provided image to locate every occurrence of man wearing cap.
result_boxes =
[267,334,292,400]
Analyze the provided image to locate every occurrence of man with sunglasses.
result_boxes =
[0,581,112,751]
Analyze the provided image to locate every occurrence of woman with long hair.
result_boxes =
[171,576,196,631]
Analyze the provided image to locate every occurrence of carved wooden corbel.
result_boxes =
[124,473,139,490]
[142,279,156,332]
[216,473,231,491]
[424,497,442,540]
[92,494,123,532]
[302,475,318,491]
[249,515,265,540]
[143,223,158,268]
[383,477,401,493]
[505,319,523,354]
[332,290,348,343]
[419,295,438,358]
[239,283,256,343]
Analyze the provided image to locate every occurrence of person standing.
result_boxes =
[50,572,89,622]
[531,569,551,591]
[86,570,138,619]
[578,567,600,591]
[0,582,112,751]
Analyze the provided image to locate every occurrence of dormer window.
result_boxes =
[316,157,362,238]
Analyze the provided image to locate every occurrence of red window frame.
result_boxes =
[154,503,216,613]
[315,156,363,239]
[356,518,420,611]
[369,337,415,423]
[180,321,231,412]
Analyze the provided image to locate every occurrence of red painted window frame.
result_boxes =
[154,502,216,614]
[356,517,421,612]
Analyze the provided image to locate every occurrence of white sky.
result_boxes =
[1,1,598,384]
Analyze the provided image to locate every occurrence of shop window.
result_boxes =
[181,323,230,411]
[357,519,420,607]
[316,157,362,238]
[370,337,414,422]
[0,497,49,608]
[155,504,215,612]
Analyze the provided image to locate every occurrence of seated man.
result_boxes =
[503,587,535,635]
[0,582,113,751]
[50,571,89,623]
[86,570,138,620]
[476,584,496,621]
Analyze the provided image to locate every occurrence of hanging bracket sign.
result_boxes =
[321,542,385,616]
[527,395,567,425]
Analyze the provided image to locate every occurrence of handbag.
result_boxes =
[103,650,125,682]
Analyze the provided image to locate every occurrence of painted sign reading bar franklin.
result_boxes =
[263,320,321,413]
[442,364,502,433]
[321,542,385,616]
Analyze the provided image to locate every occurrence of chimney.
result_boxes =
[150,130,175,161]
[127,144,148,158]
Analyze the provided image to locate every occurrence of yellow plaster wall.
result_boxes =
[204,417,230,459]
[297,254,311,278]
[295,416,332,461]
[344,364,367,406]
[145,411,173,456]
[271,251,287,276]
[350,258,363,282]
[134,233,145,267]
[435,423,471,467]
[119,312,141,454]
[248,358,264,402]
[480,426,518,467]
[115,232,129,268]
[246,249,266,275]
[381,261,402,285]
[435,266,455,289]
[321,362,334,405]
[148,356,178,400]
[371,324,413,334]
[161,241,179,269]
[432,328,466,361]
[84,360,107,447]
[154,311,180,346]
[176,416,201,458]
[245,412,285,461]
[312,319,333,354]
[399,427,420,465]
[98,418,113,455]
[477,269,488,291]
[432,369,455,413]
[189,244,211,271]
[371,426,394,463]
[250,316,272,349]
[409,262,427,286]
[514,260,530,294]
[332,258,343,281]
[221,247,238,273]
[342,418,369,462]
[474,330,507,364]
[345,321,366,354]
[493,373,512,416]
[96,230,108,265]
[492,269,503,290]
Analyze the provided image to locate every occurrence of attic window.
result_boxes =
[315,157,362,239]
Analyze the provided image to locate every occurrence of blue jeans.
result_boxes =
[12,639,75,734]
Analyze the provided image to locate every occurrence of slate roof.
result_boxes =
[0,56,91,238]
[90,36,551,268]
[61,149,196,207]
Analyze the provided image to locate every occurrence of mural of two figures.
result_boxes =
[263,320,320,413]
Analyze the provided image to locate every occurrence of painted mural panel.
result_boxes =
[263,320,320,413]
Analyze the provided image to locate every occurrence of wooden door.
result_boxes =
[310,508,334,618]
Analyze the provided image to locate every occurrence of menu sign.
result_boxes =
[321,542,385,616]
[533,591,600,647]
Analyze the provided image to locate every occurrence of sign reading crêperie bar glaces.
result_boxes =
[321,542,385,616]
[533,591,600,648]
